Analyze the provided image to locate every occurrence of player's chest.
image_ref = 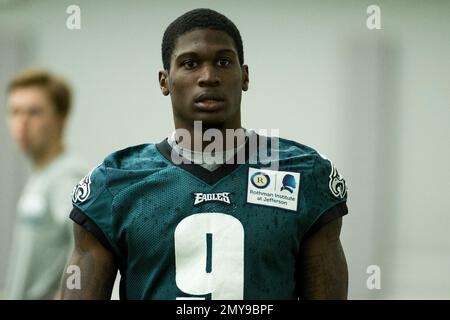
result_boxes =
[115,166,304,249]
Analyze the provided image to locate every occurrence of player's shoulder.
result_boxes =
[277,136,348,200]
[276,136,329,168]
[277,136,319,156]
[100,142,170,189]
[102,143,167,171]
[72,143,169,204]
[277,136,346,189]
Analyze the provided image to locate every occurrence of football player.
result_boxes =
[61,8,349,300]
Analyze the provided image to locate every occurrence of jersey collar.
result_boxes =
[156,131,259,185]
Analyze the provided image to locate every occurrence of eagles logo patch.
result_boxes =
[72,166,97,203]
[329,163,347,199]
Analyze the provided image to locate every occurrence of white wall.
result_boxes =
[0,0,449,299]
[0,28,28,296]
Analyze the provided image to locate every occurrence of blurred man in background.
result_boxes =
[5,69,86,299]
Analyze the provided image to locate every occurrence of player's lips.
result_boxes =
[193,92,226,112]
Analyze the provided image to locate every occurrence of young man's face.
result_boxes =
[160,28,249,130]
[6,86,64,157]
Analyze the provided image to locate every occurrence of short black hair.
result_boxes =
[161,8,244,70]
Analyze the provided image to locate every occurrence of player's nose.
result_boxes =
[197,64,220,87]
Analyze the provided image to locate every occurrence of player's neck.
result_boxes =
[174,123,245,152]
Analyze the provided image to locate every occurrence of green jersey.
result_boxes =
[70,132,348,299]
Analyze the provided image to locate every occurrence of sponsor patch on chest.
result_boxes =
[247,167,300,211]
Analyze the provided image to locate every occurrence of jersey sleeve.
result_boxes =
[70,163,119,256]
[302,154,348,238]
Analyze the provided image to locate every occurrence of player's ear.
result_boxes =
[241,65,249,92]
[159,70,170,96]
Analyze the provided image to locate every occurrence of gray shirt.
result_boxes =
[6,152,86,299]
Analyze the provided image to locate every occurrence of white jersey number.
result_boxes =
[174,213,244,300]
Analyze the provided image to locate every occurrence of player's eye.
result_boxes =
[217,58,231,67]
[181,60,198,69]
[29,107,43,117]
